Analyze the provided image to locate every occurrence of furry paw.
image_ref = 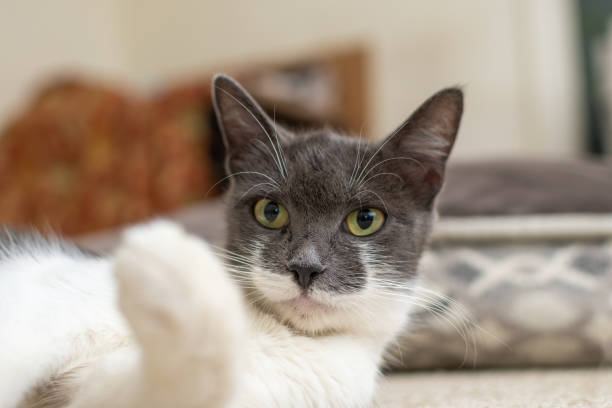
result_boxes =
[113,220,244,376]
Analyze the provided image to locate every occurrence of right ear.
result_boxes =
[212,74,285,176]
[375,87,463,206]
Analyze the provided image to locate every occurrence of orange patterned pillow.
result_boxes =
[0,79,217,236]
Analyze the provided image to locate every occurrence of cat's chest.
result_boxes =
[242,310,380,407]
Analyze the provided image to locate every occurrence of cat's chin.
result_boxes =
[260,293,346,334]
[281,294,335,313]
[275,306,341,334]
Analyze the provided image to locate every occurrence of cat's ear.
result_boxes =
[379,87,463,205]
[212,74,283,174]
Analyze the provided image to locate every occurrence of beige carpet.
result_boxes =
[376,368,612,408]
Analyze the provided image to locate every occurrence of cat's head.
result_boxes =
[213,75,462,335]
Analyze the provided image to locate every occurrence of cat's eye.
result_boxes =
[254,198,289,229]
[345,208,385,236]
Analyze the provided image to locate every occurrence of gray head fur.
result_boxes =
[212,74,463,334]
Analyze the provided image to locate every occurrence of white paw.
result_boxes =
[113,220,244,371]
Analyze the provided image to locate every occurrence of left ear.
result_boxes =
[212,74,287,176]
[379,87,463,205]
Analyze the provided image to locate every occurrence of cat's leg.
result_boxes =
[69,220,245,408]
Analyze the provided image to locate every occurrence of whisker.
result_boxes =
[205,171,280,198]
[238,182,280,201]
[362,172,403,185]
[354,156,424,188]
[349,129,365,188]
[353,117,418,186]
[251,139,284,174]
[351,189,389,214]
[369,287,475,366]
[272,105,289,178]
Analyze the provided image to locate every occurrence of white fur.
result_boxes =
[0,221,411,408]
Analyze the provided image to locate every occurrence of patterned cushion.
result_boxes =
[387,214,612,370]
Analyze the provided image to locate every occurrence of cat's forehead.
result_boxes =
[280,131,372,212]
[286,131,368,171]
[236,129,388,215]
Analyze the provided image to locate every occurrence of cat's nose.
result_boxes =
[289,262,325,290]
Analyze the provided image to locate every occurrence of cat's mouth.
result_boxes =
[281,294,334,312]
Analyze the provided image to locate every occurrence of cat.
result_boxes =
[0,74,463,408]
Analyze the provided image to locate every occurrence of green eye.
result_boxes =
[254,198,289,229]
[345,208,385,236]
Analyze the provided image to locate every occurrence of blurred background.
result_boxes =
[1,0,612,235]
[3,2,612,397]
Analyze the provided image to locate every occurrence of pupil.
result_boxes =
[357,210,374,229]
[264,202,280,222]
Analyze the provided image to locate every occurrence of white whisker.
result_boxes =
[205,170,280,197]
[351,189,389,214]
